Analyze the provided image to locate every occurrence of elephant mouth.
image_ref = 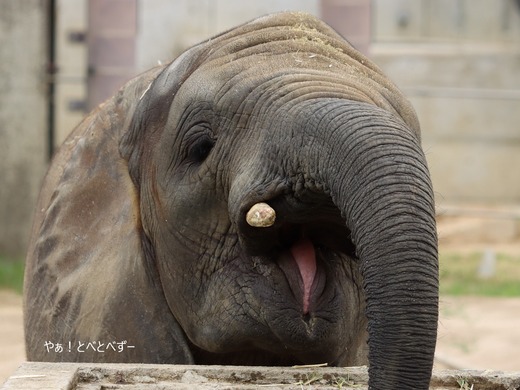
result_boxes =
[277,235,321,315]
[274,222,356,315]
[242,195,357,317]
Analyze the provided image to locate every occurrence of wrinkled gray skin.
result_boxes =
[24,12,438,389]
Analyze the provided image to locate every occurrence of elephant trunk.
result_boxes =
[311,101,438,389]
[240,100,437,389]
[230,98,438,388]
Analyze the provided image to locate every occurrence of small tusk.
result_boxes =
[246,202,276,227]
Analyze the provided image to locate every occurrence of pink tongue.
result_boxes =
[290,238,317,314]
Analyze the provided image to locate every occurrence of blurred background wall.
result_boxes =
[0,0,49,258]
[1,0,519,257]
[371,0,520,206]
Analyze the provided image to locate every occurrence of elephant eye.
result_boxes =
[187,135,216,164]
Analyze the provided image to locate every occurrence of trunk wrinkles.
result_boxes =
[295,100,439,389]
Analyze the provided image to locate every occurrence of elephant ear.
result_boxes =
[119,44,213,185]
[23,65,192,363]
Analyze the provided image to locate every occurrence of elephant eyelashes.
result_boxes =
[186,136,216,164]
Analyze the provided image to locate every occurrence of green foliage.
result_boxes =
[440,251,520,297]
[457,376,474,390]
[0,256,24,294]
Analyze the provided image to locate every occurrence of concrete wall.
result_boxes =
[0,0,49,257]
[373,45,520,204]
[371,0,520,204]
[136,0,319,72]
[373,0,520,43]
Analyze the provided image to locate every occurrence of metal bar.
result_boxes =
[46,0,57,160]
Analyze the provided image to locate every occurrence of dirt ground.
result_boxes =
[0,290,25,385]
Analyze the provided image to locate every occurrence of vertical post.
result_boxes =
[320,0,371,55]
[87,0,137,111]
[47,0,57,160]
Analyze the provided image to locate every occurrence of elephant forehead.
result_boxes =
[176,54,397,132]
[180,63,375,118]
[169,13,419,134]
[203,12,356,65]
[192,26,372,95]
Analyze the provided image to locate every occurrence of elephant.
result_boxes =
[24,12,438,389]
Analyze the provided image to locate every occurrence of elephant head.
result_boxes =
[24,12,438,389]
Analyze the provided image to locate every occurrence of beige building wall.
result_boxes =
[0,0,49,257]
[371,0,520,203]
[135,0,319,72]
